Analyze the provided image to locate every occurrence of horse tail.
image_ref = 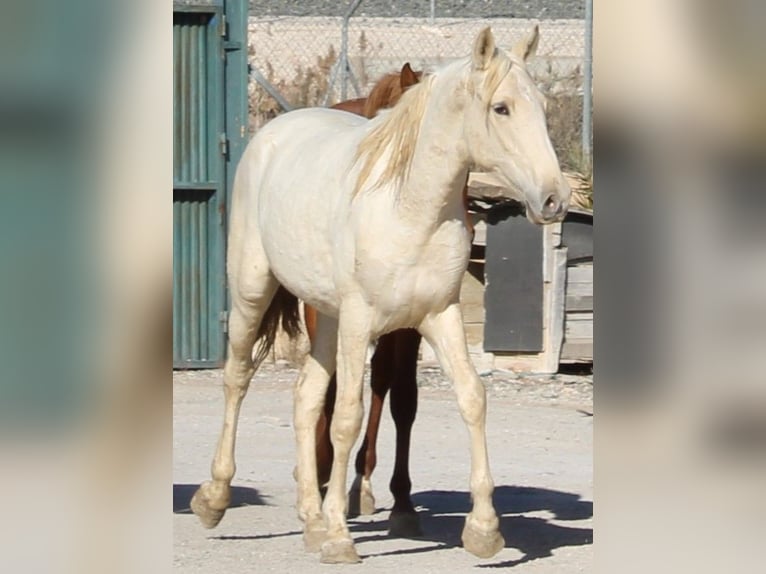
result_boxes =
[253,285,302,365]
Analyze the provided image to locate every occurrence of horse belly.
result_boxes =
[249,111,364,314]
[261,207,339,313]
[257,168,343,313]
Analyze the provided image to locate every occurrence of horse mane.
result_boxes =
[353,74,433,196]
[352,52,512,197]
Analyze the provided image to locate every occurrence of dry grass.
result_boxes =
[248,45,337,132]
[534,62,592,209]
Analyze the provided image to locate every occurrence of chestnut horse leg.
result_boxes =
[387,329,423,537]
[316,377,336,493]
[347,328,422,538]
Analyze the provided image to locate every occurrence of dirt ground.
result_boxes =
[173,362,592,572]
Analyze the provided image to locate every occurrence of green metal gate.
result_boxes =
[173,1,247,368]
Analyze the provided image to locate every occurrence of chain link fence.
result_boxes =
[247,1,591,173]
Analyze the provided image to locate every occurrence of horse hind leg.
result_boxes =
[190,272,286,528]
[387,328,423,538]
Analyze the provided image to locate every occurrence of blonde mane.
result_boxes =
[353,74,434,197]
[352,52,514,197]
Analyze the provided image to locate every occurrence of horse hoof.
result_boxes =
[389,510,422,538]
[190,482,230,529]
[320,539,361,564]
[462,521,505,559]
[303,528,328,553]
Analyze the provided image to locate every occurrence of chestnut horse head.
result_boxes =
[330,63,422,119]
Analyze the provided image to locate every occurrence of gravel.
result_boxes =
[248,1,585,20]
[175,360,593,409]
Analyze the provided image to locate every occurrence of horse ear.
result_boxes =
[472,27,496,70]
[512,25,540,62]
[400,63,419,89]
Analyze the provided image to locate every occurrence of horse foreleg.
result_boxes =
[348,333,393,517]
[388,328,422,537]
[320,298,371,564]
[419,303,504,559]
[294,313,337,552]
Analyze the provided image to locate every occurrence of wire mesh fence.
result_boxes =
[247,1,591,172]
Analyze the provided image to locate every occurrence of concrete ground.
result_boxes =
[174,363,592,573]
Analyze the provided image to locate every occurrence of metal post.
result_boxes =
[340,20,349,100]
[582,0,593,168]
[430,0,435,24]
[341,0,364,101]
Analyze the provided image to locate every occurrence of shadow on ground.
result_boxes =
[350,485,592,567]
[173,483,268,514]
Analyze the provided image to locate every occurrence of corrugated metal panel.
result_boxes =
[174,12,210,182]
[173,11,225,367]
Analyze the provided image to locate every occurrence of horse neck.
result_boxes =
[398,69,471,225]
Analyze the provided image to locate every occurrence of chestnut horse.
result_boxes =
[307,63,427,538]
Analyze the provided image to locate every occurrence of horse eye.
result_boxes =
[492,103,509,116]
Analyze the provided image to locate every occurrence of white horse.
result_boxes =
[191,26,570,564]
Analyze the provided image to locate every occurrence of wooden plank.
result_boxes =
[542,222,562,282]
[541,246,568,373]
[565,316,593,339]
[463,323,485,348]
[567,264,593,283]
[566,311,594,322]
[560,339,593,361]
[472,219,487,246]
[566,293,593,311]
[461,299,486,324]
[460,267,486,324]
[566,281,593,296]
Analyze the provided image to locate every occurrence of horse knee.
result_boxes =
[456,378,486,426]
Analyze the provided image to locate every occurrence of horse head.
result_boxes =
[463,27,571,224]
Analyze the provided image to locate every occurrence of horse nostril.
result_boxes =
[542,194,559,218]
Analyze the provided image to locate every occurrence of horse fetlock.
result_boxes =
[320,538,361,564]
[461,517,505,559]
[190,481,231,529]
